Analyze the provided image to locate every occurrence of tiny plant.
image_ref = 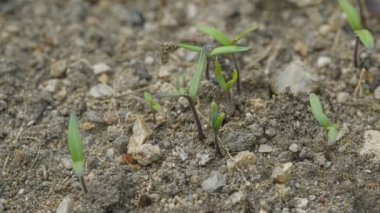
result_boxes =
[68,113,87,193]
[214,57,238,115]
[210,101,225,155]
[309,94,339,160]
[339,0,374,67]
[144,91,161,124]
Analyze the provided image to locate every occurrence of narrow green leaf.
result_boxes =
[327,125,339,145]
[309,94,330,129]
[152,103,161,112]
[179,43,203,53]
[189,47,207,99]
[211,101,218,127]
[232,24,258,44]
[209,46,251,57]
[355,29,375,49]
[197,25,232,46]
[214,58,227,91]
[68,113,84,177]
[144,91,153,102]
[338,0,362,30]
[226,69,238,91]
[214,113,225,130]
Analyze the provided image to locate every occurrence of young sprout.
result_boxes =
[339,0,374,67]
[214,57,238,115]
[309,94,339,160]
[144,91,161,124]
[67,113,87,193]
[210,101,225,155]
[196,24,257,93]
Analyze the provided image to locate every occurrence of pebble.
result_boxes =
[289,143,300,153]
[337,92,350,103]
[88,84,114,98]
[294,197,309,209]
[196,153,212,166]
[144,56,154,65]
[129,116,153,147]
[227,151,257,171]
[361,130,380,162]
[56,197,73,213]
[92,63,112,75]
[316,56,331,68]
[158,65,172,78]
[258,144,273,153]
[17,189,25,195]
[61,158,72,169]
[299,147,314,160]
[318,24,330,36]
[227,191,245,206]
[374,87,380,100]
[43,79,61,93]
[105,148,115,161]
[129,144,161,166]
[50,60,67,78]
[14,149,25,165]
[272,60,318,94]
[271,162,293,184]
[202,171,226,193]
[175,146,188,161]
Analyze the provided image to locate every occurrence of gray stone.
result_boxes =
[129,144,161,166]
[224,131,258,152]
[202,171,226,193]
[361,130,380,162]
[196,153,212,166]
[50,60,67,78]
[61,158,72,169]
[227,151,256,171]
[271,162,293,184]
[316,56,331,68]
[105,148,115,161]
[227,191,246,206]
[337,92,350,103]
[272,60,318,94]
[56,197,73,213]
[92,63,112,75]
[259,144,273,153]
[175,146,188,161]
[289,143,300,153]
[88,84,114,98]
[299,147,314,160]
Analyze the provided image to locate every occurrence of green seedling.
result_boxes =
[144,91,161,124]
[339,0,374,67]
[210,101,225,155]
[214,57,238,115]
[68,113,87,193]
[309,94,339,160]
[160,47,208,140]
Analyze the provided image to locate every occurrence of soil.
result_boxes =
[1,0,380,212]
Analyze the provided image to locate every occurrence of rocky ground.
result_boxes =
[1,0,380,212]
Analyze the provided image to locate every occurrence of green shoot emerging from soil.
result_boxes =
[214,57,238,115]
[144,91,161,124]
[309,94,339,160]
[210,101,225,155]
[68,113,87,193]
[339,0,374,67]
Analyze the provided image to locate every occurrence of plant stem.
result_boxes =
[231,54,241,94]
[153,112,156,124]
[324,145,332,161]
[205,58,210,81]
[80,176,88,193]
[226,90,234,116]
[214,130,221,155]
[182,95,206,141]
[354,36,360,68]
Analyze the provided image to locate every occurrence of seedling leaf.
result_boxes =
[355,29,375,49]
[68,113,84,177]
[144,91,153,102]
[327,125,339,145]
[214,58,227,91]
[232,24,258,44]
[189,47,207,99]
[309,94,330,129]
[209,46,251,57]
[339,0,362,30]
[210,101,225,130]
[226,69,238,91]
[179,43,203,53]
[197,25,232,46]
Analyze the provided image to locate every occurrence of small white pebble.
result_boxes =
[317,56,331,68]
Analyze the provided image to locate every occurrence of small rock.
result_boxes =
[337,92,350,103]
[289,143,300,153]
[313,153,326,166]
[129,9,145,27]
[128,116,153,148]
[227,151,257,171]
[318,24,330,36]
[259,144,273,153]
[50,60,67,78]
[272,60,318,95]
[374,87,380,100]
[129,144,161,166]
[271,162,293,184]
[17,188,25,195]
[294,197,309,209]
[92,63,111,75]
[61,158,72,169]
[175,146,188,161]
[105,148,115,161]
[43,79,61,93]
[336,123,349,141]
[88,84,114,98]
[196,153,212,166]
[316,56,331,68]
[265,128,277,138]
[14,149,25,165]
[361,130,380,162]
[249,98,266,110]
[56,197,73,213]
[158,65,174,78]
[227,191,246,206]
[145,56,154,65]
[299,147,314,160]
[202,171,226,193]
[85,110,104,123]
